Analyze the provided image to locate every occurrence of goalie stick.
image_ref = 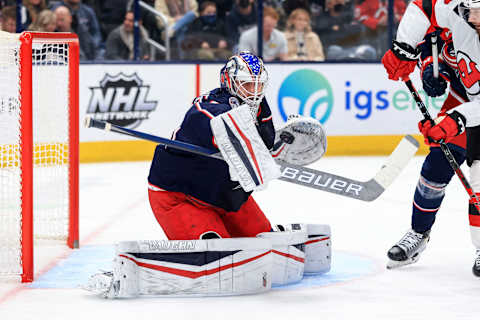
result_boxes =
[84,117,418,201]
[404,78,480,213]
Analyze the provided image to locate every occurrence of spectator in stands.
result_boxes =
[0,5,16,33]
[197,0,233,19]
[54,5,95,60]
[29,9,56,31]
[225,0,256,46]
[182,1,231,60]
[155,0,197,39]
[50,0,103,59]
[105,10,150,61]
[88,0,128,41]
[154,0,198,58]
[314,0,376,60]
[126,1,161,40]
[237,6,287,61]
[284,8,324,61]
[282,0,309,17]
[354,0,406,56]
[22,0,48,30]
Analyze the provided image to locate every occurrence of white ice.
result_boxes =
[1,155,480,320]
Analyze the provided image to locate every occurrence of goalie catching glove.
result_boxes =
[210,104,280,192]
[272,115,327,165]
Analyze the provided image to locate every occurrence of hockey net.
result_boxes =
[0,31,79,282]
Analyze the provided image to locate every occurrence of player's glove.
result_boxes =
[421,57,450,97]
[381,40,420,81]
[418,111,466,145]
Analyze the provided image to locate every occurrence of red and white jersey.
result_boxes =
[397,0,480,126]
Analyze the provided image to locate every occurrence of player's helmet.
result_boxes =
[220,51,268,115]
[459,0,480,22]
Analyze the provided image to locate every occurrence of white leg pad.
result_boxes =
[257,231,307,286]
[99,238,272,298]
[304,224,332,274]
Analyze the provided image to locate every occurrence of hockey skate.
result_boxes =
[83,271,118,298]
[473,250,480,277]
[386,229,430,269]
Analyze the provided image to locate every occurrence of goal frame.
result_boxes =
[18,32,79,282]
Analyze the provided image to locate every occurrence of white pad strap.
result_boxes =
[272,115,327,165]
[211,104,280,191]
[257,231,307,286]
[273,223,332,274]
[108,238,273,297]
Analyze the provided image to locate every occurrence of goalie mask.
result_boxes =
[220,51,268,117]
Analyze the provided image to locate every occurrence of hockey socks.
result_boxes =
[412,146,466,233]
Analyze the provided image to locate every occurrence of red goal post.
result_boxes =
[0,31,79,282]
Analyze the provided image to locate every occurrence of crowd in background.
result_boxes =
[0,0,407,61]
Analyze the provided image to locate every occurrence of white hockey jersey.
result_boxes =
[397,0,480,126]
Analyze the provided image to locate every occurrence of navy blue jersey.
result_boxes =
[148,88,276,212]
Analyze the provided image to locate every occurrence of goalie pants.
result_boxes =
[148,188,272,240]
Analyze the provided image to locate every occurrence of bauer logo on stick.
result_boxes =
[87,73,158,129]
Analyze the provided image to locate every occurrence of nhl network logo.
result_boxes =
[87,73,158,129]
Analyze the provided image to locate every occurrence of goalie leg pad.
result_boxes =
[88,238,273,298]
[273,223,332,275]
[304,224,332,274]
[257,231,307,286]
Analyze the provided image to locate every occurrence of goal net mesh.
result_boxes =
[0,32,71,276]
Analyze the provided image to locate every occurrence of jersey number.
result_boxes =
[458,59,480,89]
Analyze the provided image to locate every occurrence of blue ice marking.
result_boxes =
[273,251,377,290]
[29,245,115,289]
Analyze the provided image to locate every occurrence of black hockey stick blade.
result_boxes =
[277,135,419,201]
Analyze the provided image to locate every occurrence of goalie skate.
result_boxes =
[386,229,430,269]
[83,271,118,298]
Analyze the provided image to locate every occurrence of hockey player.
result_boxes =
[386,30,468,269]
[147,51,278,240]
[84,52,331,298]
[381,0,480,276]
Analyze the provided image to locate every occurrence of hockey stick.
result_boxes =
[431,33,439,79]
[404,78,480,212]
[84,117,418,201]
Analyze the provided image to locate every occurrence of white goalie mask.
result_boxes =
[220,51,268,117]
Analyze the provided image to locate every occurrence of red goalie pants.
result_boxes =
[148,189,272,240]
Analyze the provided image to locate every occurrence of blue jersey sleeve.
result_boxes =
[178,101,231,150]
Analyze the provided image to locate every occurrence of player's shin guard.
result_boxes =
[411,175,447,233]
[469,160,480,277]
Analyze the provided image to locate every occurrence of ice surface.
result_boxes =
[1,156,480,320]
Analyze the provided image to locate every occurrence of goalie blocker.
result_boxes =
[84,224,331,298]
